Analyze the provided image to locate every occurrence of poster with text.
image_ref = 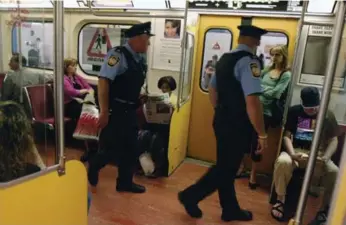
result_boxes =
[200,29,232,91]
[81,27,121,66]
[256,32,288,69]
[152,18,184,71]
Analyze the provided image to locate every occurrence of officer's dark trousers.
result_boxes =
[182,110,252,211]
[88,104,139,187]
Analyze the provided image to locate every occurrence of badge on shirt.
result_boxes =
[250,62,261,78]
[108,55,119,67]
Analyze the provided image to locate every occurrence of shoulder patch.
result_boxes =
[107,55,119,67]
[250,62,261,78]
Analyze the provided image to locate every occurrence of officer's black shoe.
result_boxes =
[178,191,202,218]
[116,183,146,193]
[221,209,253,222]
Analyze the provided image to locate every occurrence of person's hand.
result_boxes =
[139,94,148,104]
[98,112,109,130]
[256,136,268,155]
[79,89,89,95]
[291,153,304,162]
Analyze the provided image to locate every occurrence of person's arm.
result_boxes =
[77,74,92,90]
[98,50,125,114]
[283,107,298,157]
[236,57,265,136]
[64,77,83,98]
[38,72,54,84]
[322,112,340,161]
[32,145,46,169]
[208,75,217,108]
[263,71,291,99]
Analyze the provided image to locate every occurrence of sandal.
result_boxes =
[271,200,285,222]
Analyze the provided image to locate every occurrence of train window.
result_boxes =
[78,23,134,76]
[256,32,288,69]
[307,0,335,13]
[180,33,194,105]
[169,0,186,8]
[200,28,232,92]
[11,21,67,70]
[298,25,345,88]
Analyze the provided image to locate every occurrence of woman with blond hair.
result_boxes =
[237,45,292,189]
[0,101,45,182]
[63,58,93,121]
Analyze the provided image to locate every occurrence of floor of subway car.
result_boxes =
[37,143,320,225]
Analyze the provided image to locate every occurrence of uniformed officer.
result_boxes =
[88,22,154,194]
[178,25,269,222]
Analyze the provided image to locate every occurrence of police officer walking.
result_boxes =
[88,22,154,194]
[178,25,269,221]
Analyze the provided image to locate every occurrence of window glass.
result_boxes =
[78,23,136,76]
[180,33,194,104]
[256,32,288,69]
[298,25,345,88]
[200,28,232,92]
[132,0,167,9]
[307,0,335,13]
[169,0,186,8]
[11,21,67,70]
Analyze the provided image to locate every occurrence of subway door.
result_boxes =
[250,17,298,174]
[187,15,242,162]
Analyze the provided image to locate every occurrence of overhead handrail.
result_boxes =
[86,0,185,19]
[176,0,189,112]
[289,1,346,224]
[53,0,66,174]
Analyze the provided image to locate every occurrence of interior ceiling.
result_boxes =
[0,0,336,13]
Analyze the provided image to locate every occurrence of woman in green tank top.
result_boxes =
[237,45,292,189]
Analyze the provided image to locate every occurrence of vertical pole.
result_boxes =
[16,1,23,103]
[53,0,66,173]
[281,0,308,126]
[176,0,188,111]
[291,1,346,224]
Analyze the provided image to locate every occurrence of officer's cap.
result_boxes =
[237,25,268,39]
[125,22,155,38]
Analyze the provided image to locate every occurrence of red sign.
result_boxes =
[86,28,112,58]
[5,8,31,28]
[212,42,220,50]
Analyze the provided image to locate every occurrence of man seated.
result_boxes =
[271,87,339,225]
[1,53,53,116]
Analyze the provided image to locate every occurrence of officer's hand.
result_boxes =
[256,137,268,155]
[98,112,109,130]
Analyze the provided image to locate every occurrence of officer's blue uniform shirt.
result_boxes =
[99,43,144,81]
[99,21,153,81]
[209,44,262,97]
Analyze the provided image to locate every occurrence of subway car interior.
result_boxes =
[1,0,346,224]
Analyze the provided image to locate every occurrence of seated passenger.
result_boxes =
[157,76,177,107]
[0,101,45,182]
[1,53,53,115]
[63,58,93,121]
[271,87,339,224]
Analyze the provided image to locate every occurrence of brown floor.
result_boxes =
[37,142,321,225]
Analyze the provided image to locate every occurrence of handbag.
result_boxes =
[270,70,290,128]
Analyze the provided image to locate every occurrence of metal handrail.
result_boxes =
[289,1,346,224]
[176,0,189,112]
[53,0,66,174]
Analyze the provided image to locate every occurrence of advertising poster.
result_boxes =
[200,29,232,90]
[152,18,183,72]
